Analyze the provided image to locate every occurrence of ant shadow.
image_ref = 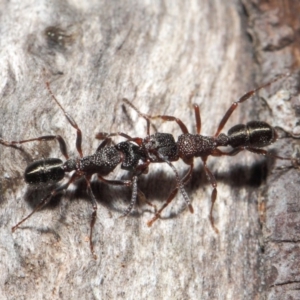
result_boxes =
[20,154,270,227]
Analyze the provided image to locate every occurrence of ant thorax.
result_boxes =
[177,133,217,159]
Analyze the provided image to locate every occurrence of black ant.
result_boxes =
[0,82,158,259]
[123,73,297,232]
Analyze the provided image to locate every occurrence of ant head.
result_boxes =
[143,133,179,161]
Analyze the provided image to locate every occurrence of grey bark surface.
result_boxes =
[0,0,298,299]
[243,1,300,300]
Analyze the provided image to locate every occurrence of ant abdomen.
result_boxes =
[228,121,277,148]
[25,158,65,184]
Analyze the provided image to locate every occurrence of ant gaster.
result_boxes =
[124,73,295,232]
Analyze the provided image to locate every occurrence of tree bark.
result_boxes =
[243,1,300,299]
[0,0,298,299]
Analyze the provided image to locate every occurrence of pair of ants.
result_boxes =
[0,74,298,259]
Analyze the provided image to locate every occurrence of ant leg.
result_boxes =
[211,148,245,157]
[122,98,152,135]
[120,175,138,217]
[122,98,189,134]
[212,146,294,162]
[12,172,79,232]
[99,176,141,218]
[46,82,83,157]
[144,106,198,134]
[246,147,293,161]
[213,146,294,161]
[159,154,193,211]
[214,73,289,137]
[194,104,201,134]
[274,126,300,140]
[96,138,112,152]
[151,115,189,134]
[98,175,132,187]
[95,132,133,141]
[147,163,194,227]
[0,135,69,159]
[99,159,151,217]
[96,132,145,147]
[120,161,156,215]
[202,157,219,234]
[84,175,98,260]
[0,139,23,151]
[289,145,300,169]
[136,188,157,212]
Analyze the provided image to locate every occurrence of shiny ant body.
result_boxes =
[123,74,296,232]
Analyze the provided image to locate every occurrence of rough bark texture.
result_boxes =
[242,1,300,299]
[0,0,298,299]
